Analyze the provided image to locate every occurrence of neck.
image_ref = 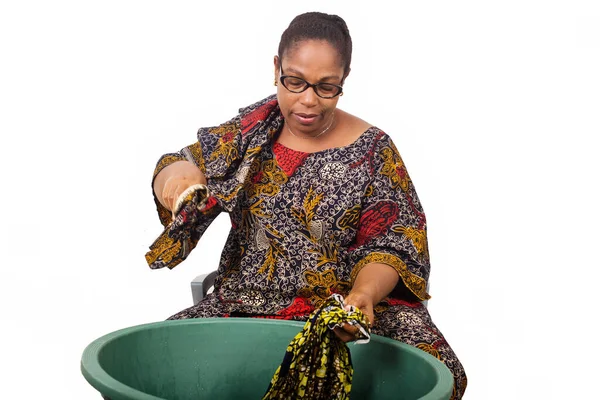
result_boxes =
[286,112,335,140]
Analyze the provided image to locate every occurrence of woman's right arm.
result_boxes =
[153,160,207,212]
[146,157,221,270]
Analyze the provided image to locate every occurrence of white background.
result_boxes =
[1,1,599,398]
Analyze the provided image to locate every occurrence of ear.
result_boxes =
[341,67,351,85]
[274,56,280,79]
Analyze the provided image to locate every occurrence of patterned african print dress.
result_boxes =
[146,95,467,399]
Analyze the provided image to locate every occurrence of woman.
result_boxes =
[147,12,467,398]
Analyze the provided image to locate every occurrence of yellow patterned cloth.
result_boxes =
[263,294,370,400]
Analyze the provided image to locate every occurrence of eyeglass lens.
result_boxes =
[281,76,341,98]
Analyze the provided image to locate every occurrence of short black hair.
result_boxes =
[278,12,352,77]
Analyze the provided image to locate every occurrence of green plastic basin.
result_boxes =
[81,318,453,399]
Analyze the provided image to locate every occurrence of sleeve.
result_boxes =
[146,94,280,269]
[150,138,223,228]
[145,141,223,269]
[155,94,279,216]
[347,134,431,301]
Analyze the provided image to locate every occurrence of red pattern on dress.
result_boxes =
[203,196,218,211]
[272,142,310,177]
[350,201,399,250]
[385,297,422,308]
[276,296,316,319]
[350,129,385,173]
[240,99,278,136]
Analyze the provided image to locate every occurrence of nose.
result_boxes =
[299,86,319,108]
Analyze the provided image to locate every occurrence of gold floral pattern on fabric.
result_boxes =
[308,239,340,269]
[392,225,429,257]
[209,132,239,166]
[155,200,173,227]
[145,232,181,266]
[350,252,430,301]
[291,186,324,242]
[207,121,239,136]
[416,342,441,360]
[212,183,244,204]
[335,205,361,231]
[153,154,184,179]
[240,198,272,238]
[244,145,263,160]
[380,144,411,192]
[298,269,351,307]
[257,238,285,281]
[248,159,288,198]
[186,141,206,173]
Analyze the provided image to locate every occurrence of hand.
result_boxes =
[153,161,206,215]
[162,175,204,217]
[333,290,374,343]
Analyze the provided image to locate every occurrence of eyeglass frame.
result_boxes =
[278,66,344,99]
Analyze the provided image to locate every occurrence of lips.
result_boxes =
[293,112,320,125]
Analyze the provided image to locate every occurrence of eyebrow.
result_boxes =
[283,66,341,82]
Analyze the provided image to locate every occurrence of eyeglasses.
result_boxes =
[279,67,344,99]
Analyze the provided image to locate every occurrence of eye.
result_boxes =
[283,77,306,89]
[317,83,339,96]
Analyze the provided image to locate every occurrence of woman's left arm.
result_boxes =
[335,133,431,342]
[334,263,398,342]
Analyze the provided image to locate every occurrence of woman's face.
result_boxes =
[275,40,347,136]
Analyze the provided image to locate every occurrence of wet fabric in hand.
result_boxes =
[262,294,371,400]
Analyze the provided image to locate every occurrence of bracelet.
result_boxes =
[173,184,210,215]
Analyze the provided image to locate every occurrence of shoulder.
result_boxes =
[237,94,278,116]
[337,109,372,135]
[198,94,280,140]
[336,109,397,149]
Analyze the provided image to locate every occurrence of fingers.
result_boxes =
[162,178,183,216]
[343,301,374,330]
[333,323,363,343]
[363,313,373,329]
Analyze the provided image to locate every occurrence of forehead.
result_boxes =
[281,39,344,78]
